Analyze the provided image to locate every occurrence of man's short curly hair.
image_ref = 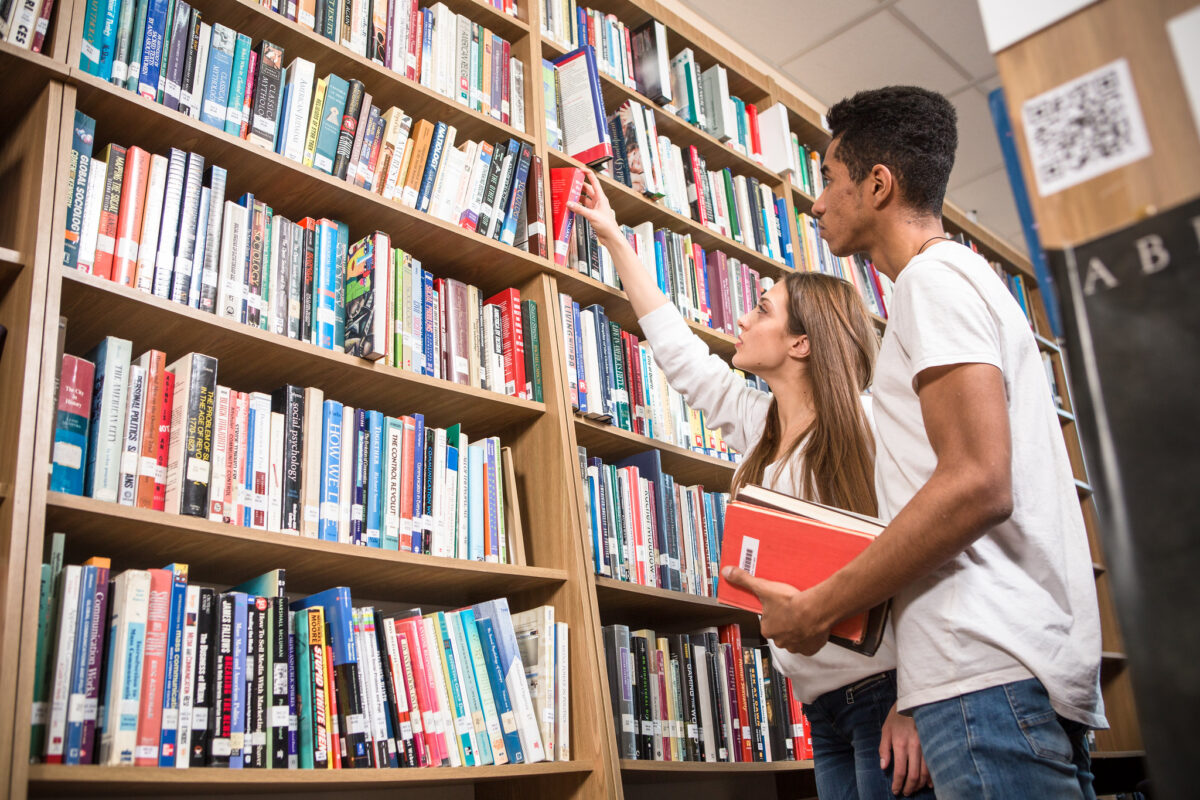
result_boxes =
[825,86,957,216]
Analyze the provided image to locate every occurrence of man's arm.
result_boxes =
[723,361,1014,654]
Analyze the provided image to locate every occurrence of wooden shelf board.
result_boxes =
[942,204,1036,281]
[790,183,817,212]
[1101,650,1128,663]
[1035,332,1062,353]
[67,70,554,299]
[1093,561,1106,576]
[58,268,544,433]
[0,42,70,138]
[594,576,757,633]
[27,761,589,795]
[542,40,780,188]
[0,244,23,271]
[1090,750,1145,759]
[547,150,792,282]
[573,416,735,491]
[177,0,532,144]
[46,492,567,606]
[1075,478,1094,498]
[620,758,812,775]
[1057,406,1075,424]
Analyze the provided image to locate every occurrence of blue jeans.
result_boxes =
[911,677,1096,800]
[804,671,936,800]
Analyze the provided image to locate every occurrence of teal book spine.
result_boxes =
[313,74,349,175]
[224,33,252,137]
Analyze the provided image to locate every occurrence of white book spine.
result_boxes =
[430,428,448,557]
[174,585,201,767]
[555,621,569,761]
[117,364,146,506]
[217,201,243,320]
[153,151,188,299]
[135,155,169,291]
[77,158,108,274]
[188,24,212,121]
[45,565,82,762]
[511,58,525,133]
[337,405,355,543]
[299,387,324,537]
[90,338,132,503]
[283,58,316,163]
[99,569,151,766]
[383,421,401,549]
[208,386,231,522]
[422,615,462,767]
[454,431,469,559]
[249,392,272,529]
[186,186,210,308]
[267,411,285,532]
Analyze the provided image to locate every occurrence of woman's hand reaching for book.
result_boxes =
[720,566,833,655]
[567,168,622,247]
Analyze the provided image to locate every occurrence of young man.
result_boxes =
[722,86,1106,798]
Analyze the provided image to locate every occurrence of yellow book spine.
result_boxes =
[303,77,328,168]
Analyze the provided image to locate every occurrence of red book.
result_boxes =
[686,146,708,225]
[525,155,547,257]
[240,50,258,140]
[92,143,127,281]
[325,642,341,769]
[396,617,444,765]
[151,370,175,511]
[483,288,527,399]
[549,167,585,266]
[398,416,416,552]
[716,485,888,655]
[135,568,172,765]
[30,0,58,52]
[500,39,511,126]
[133,350,167,509]
[381,619,423,767]
[406,1,421,81]
[718,624,752,762]
[112,146,151,287]
[745,103,763,160]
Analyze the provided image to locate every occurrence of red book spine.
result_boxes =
[746,103,763,159]
[483,288,526,398]
[398,416,415,552]
[407,3,421,81]
[134,351,165,508]
[622,331,643,435]
[549,167,585,266]
[687,146,708,225]
[623,25,635,89]
[135,568,172,765]
[398,618,444,765]
[240,50,258,140]
[526,155,547,258]
[500,39,511,126]
[30,0,56,52]
[152,370,175,511]
[719,624,752,762]
[784,677,804,760]
[325,642,341,768]
[113,146,151,287]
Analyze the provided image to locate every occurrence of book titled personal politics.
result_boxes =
[716,484,890,656]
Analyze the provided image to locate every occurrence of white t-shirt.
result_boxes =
[873,240,1106,727]
[639,302,895,703]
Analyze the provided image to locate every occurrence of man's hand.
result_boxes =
[720,566,831,655]
[879,702,932,796]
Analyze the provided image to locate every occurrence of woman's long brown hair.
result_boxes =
[729,272,879,517]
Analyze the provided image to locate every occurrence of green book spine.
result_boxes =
[294,609,313,768]
[521,299,543,402]
[224,32,252,137]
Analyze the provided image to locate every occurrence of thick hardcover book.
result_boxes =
[163,352,218,516]
[84,336,132,503]
[91,143,126,280]
[604,624,638,759]
[270,385,304,534]
[290,587,372,767]
[630,20,671,104]
[551,46,612,166]
[97,569,151,765]
[247,40,284,151]
[472,598,544,763]
[549,167,585,266]
[717,485,888,655]
[169,150,206,303]
[50,355,95,495]
[136,0,170,99]
[160,0,191,110]
[497,143,532,246]
[63,112,97,271]
[133,568,171,765]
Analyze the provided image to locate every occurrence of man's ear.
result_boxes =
[789,333,812,360]
[869,163,895,209]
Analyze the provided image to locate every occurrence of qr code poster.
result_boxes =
[1021,58,1153,197]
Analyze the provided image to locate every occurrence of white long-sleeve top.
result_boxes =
[638,302,896,702]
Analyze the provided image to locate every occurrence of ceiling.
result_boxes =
[680,0,1027,256]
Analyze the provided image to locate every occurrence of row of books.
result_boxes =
[33,544,566,768]
[794,210,893,320]
[63,116,544,398]
[601,99,793,264]
[50,338,525,562]
[557,291,739,462]
[0,0,55,50]
[542,9,769,165]
[75,8,538,254]
[579,447,728,598]
[602,623,813,763]
[256,0,525,128]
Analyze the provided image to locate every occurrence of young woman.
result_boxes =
[568,171,934,799]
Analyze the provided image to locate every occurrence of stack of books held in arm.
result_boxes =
[716,485,890,657]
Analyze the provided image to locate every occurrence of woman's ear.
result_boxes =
[789,333,812,361]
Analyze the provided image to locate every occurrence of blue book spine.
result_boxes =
[242,403,256,527]
[63,566,98,764]
[456,609,496,764]
[365,410,383,548]
[467,445,484,561]
[572,301,586,415]
[229,592,248,768]
[97,0,122,81]
[316,220,338,349]
[421,270,435,376]
[474,616,524,763]
[334,221,349,349]
[313,75,349,175]
[224,33,252,137]
[421,10,433,87]
[416,121,448,213]
[484,438,500,561]
[50,375,93,496]
[410,414,425,555]
[136,0,170,100]
[319,400,343,542]
[499,143,532,247]
[158,564,188,765]
[776,197,794,268]
[200,26,235,130]
[351,407,367,545]
[435,613,475,765]
[79,0,106,74]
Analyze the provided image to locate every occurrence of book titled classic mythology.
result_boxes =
[716,484,890,656]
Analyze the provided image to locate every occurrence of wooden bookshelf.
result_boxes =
[0,0,1141,796]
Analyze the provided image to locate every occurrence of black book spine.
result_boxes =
[246,202,266,327]
[270,597,290,767]
[250,41,284,149]
[747,177,768,255]
[475,143,505,238]
[333,80,366,180]
[288,223,304,340]
[180,353,218,516]
[209,594,234,766]
[334,660,374,767]
[189,588,215,766]
[160,1,192,110]
[320,0,337,40]
[178,10,202,116]
[248,596,268,767]
[271,384,304,532]
[301,223,315,343]
[702,633,729,762]
[681,636,701,761]
[743,648,764,761]
[372,609,414,767]
[664,474,681,591]
[421,432,435,555]
[696,151,716,228]
[632,635,654,760]
[489,143,520,241]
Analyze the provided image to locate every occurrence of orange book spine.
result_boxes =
[399,416,416,552]
[399,120,434,206]
[719,624,752,762]
[134,568,172,765]
[113,146,151,287]
[92,144,127,281]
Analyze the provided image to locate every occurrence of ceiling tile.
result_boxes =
[946,169,1021,247]
[893,0,997,80]
[947,88,1005,190]
[779,11,967,107]
[978,75,1004,95]
[678,0,880,68]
